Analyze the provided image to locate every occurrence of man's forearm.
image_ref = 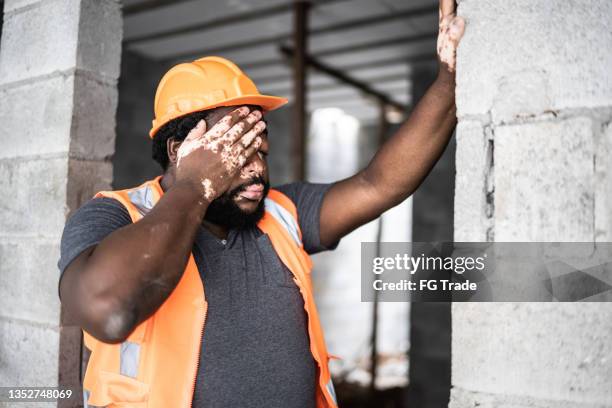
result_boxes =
[317,1,464,247]
[363,71,457,205]
[68,182,209,342]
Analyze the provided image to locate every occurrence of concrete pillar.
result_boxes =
[113,51,171,189]
[0,0,121,396]
[452,1,612,407]
[408,61,454,408]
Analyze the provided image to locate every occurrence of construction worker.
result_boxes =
[57,1,464,407]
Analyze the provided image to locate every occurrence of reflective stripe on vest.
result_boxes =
[326,378,337,405]
[120,341,140,378]
[83,177,338,408]
[264,197,302,246]
[127,184,155,216]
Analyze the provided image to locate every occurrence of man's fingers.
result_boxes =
[449,16,465,42]
[224,110,263,144]
[205,106,250,142]
[237,120,266,148]
[236,137,263,167]
[229,135,263,169]
[183,119,207,142]
[439,0,455,21]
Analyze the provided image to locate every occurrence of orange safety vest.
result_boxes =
[81,176,338,408]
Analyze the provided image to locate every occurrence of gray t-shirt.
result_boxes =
[57,181,338,408]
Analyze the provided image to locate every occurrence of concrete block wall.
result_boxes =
[0,0,121,400]
[452,1,612,407]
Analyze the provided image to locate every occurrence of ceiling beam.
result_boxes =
[124,0,349,44]
[123,0,194,16]
[243,51,436,73]
[260,71,411,95]
[280,46,407,112]
[158,4,437,62]
[251,52,437,84]
[307,31,436,58]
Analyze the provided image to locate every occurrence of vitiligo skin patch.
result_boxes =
[240,159,264,179]
[201,178,215,201]
[436,0,464,73]
[176,106,265,200]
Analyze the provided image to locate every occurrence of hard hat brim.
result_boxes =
[149,94,288,138]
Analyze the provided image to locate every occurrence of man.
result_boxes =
[58,1,464,407]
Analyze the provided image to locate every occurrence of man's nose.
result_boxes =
[241,154,264,176]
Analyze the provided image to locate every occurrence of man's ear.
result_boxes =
[167,138,182,166]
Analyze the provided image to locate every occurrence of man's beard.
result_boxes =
[203,175,269,230]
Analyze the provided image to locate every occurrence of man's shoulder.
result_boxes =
[64,196,132,232]
[271,181,333,205]
[76,196,130,215]
[58,197,132,274]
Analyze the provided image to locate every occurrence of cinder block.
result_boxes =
[0,0,122,85]
[0,72,118,161]
[66,159,113,216]
[0,240,62,325]
[490,70,552,125]
[452,303,612,405]
[76,0,122,80]
[3,0,42,13]
[456,0,612,119]
[494,117,595,241]
[595,122,612,242]
[0,318,60,387]
[0,75,74,159]
[449,387,604,408]
[70,73,118,160]
[0,158,68,237]
[454,120,489,241]
[0,1,80,84]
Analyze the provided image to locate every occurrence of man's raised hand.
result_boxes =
[175,106,265,202]
[437,0,465,74]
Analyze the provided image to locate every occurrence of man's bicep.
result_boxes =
[58,244,96,303]
[57,197,132,298]
[319,172,389,247]
[273,182,340,254]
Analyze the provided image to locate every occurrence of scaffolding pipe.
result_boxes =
[370,100,390,399]
[162,4,437,62]
[292,1,309,181]
[281,45,407,112]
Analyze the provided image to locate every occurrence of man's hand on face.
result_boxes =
[437,0,465,75]
[175,106,266,202]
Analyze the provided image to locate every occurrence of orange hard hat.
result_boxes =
[149,56,288,138]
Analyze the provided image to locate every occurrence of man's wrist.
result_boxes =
[435,67,456,90]
[167,180,212,219]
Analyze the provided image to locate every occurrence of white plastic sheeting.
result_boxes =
[308,108,411,389]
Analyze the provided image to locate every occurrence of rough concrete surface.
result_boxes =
[0,318,60,387]
[456,0,612,119]
[452,1,612,407]
[452,303,612,406]
[494,117,595,242]
[0,240,62,325]
[0,158,69,237]
[66,159,113,218]
[0,0,80,85]
[70,73,119,160]
[454,120,490,242]
[595,121,612,242]
[450,386,612,408]
[0,75,74,159]
[0,0,122,396]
